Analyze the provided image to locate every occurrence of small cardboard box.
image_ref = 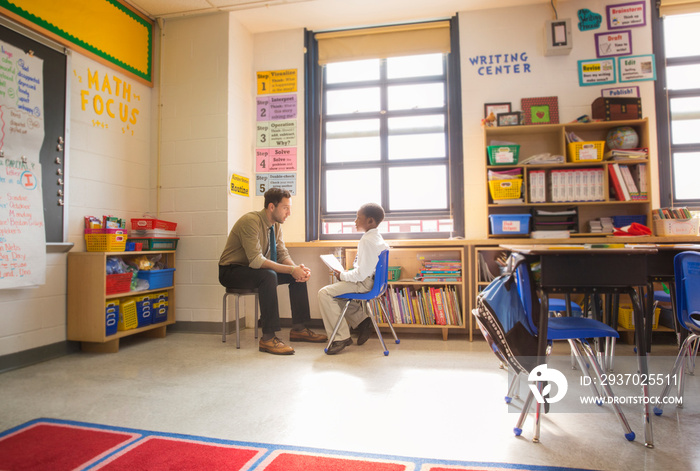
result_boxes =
[591,97,642,121]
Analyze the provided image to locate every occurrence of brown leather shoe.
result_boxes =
[325,337,353,355]
[289,328,328,343]
[259,337,295,355]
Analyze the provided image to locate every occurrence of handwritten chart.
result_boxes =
[0,40,47,288]
[254,73,298,196]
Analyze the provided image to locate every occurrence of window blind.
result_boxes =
[659,0,700,16]
[315,21,450,65]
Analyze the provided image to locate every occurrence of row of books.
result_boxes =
[653,207,692,220]
[369,286,463,326]
[609,163,647,201]
[414,259,462,282]
[529,168,606,203]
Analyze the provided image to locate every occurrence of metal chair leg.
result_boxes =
[580,340,635,441]
[325,300,351,352]
[235,294,241,349]
[378,301,400,344]
[366,301,389,356]
[222,293,228,343]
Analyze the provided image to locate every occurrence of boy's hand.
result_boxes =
[333,269,341,281]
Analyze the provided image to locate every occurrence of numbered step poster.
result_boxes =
[254,71,298,196]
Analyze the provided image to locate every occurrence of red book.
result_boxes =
[608,164,628,201]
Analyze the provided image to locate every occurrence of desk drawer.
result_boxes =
[540,253,648,288]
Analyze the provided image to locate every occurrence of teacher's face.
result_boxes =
[270,197,292,224]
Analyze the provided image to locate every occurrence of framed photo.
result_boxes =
[521,97,559,125]
[484,102,511,118]
[497,112,521,126]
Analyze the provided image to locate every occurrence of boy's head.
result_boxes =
[355,203,384,232]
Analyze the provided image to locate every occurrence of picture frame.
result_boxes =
[497,111,521,126]
[595,29,632,58]
[607,1,646,30]
[484,102,511,119]
[521,97,559,125]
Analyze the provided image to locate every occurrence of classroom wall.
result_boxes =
[459,1,658,238]
[0,0,661,358]
[0,50,153,358]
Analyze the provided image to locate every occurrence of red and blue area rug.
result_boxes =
[0,418,594,471]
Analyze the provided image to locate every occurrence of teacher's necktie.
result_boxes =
[269,225,277,262]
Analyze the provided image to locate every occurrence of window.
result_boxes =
[654,8,700,206]
[304,19,463,240]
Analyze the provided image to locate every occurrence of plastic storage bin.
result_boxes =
[388,266,401,282]
[105,300,119,336]
[654,218,700,236]
[118,299,138,331]
[106,272,133,295]
[488,178,523,200]
[127,238,179,251]
[612,215,647,228]
[131,218,178,231]
[618,304,660,330]
[567,141,605,162]
[137,268,176,290]
[85,228,128,252]
[152,292,169,324]
[132,294,155,327]
[487,145,520,165]
[489,214,531,235]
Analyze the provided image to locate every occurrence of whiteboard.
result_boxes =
[0,40,47,288]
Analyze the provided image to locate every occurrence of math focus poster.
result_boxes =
[0,40,47,288]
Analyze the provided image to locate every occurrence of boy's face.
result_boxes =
[354,210,373,232]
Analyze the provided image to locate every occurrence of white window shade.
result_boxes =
[659,0,700,16]
[316,21,450,65]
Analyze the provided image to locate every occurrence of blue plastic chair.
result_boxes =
[548,297,583,316]
[654,251,700,416]
[326,250,400,356]
[513,257,635,443]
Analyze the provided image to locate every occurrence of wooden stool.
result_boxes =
[222,288,259,348]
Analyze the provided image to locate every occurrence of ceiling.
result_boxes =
[125,0,554,33]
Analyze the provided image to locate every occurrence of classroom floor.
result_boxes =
[0,329,698,471]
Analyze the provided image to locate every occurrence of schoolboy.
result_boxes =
[318,203,389,355]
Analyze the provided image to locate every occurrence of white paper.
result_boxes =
[320,254,344,272]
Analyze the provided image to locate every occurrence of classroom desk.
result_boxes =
[501,244,658,448]
[643,244,700,350]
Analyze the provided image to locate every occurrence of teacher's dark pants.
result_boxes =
[219,264,311,335]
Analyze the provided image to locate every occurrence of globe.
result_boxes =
[606,126,639,149]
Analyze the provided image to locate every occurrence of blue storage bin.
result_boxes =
[132,294,154,327]
[137,268,175,290]
[152,301,168,324]
[489,214,531,235]
[105,301,119,336]
[612,215,647,228]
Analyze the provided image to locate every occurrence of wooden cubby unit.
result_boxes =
[485,118,652,238]
[346,246,470,340]
[67,250,176,353]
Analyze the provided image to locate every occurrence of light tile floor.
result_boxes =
[1,330,698,471]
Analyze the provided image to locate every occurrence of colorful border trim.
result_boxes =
[0,0,153,84]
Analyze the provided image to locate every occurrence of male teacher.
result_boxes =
[219,187,327,355]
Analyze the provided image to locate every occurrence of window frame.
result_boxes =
[652,6,700,208]
[304,17,464,241]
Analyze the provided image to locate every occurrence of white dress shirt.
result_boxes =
[340,228,389,283]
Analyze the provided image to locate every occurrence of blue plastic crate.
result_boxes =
[137,268,175,290]
[105,301,119,336]
[612,215,647,228]
[152,301,168,324]
[489,214,531,235]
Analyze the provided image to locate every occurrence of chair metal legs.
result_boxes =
[514,338,634,443]
[325,299,399,355]
[654,333,700,416]
[222,291,259,348]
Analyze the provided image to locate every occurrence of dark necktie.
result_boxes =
[269,225,277,262]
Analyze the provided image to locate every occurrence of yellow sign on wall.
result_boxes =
[257,69,297,95]
[0,0,153,85]
[230,174,250,197]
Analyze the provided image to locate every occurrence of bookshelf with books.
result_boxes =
[484,118,652,238]
[345,247,469,340]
